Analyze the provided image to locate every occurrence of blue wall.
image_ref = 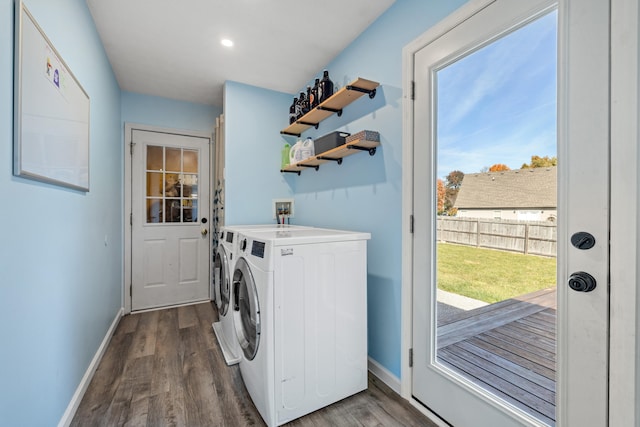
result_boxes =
[224,81,295,224]
[121,91,221,134]
[223,0,467,378]
[293,0,469,379]
[0,0,122,425]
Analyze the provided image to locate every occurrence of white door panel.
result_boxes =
[409,0,609,425]
[131,129,210,311]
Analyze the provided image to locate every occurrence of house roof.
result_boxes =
[454,167,557,209]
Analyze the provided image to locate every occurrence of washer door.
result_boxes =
[232,257,260,360]
[213,246,230,315]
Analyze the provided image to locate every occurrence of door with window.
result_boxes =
[131,129,211,311]
[410,0,609,426]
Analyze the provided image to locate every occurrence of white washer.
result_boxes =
[232,227,370,426]
[212,224,312,365]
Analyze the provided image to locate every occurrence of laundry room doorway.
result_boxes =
[124,124,212,312]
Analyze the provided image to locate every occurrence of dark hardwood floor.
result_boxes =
[72,302,436,427]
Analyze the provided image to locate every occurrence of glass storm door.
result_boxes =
[131,130,211,310]
[410,0,609,426]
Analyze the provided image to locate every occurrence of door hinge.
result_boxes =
[411,80,415,100]
[130,212,133,226]
[129,284,132,297]
[130,142,135,155]
[409,348,414,367]
[410,215,414,233]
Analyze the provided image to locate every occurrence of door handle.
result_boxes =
[201,228,208,236]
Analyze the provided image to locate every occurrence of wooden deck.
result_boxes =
[437,288,557,426]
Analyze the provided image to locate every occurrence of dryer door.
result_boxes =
[213,246,230,315]
[232,257,261,360]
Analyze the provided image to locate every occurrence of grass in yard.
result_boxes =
[437,242,556,304]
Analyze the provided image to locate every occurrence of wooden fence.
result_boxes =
[437,217,557,257]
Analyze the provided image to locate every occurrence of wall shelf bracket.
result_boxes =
[317,156,343,165]
[317,106,343,117]
[347,145,377,156]
[346,85,377,99]
[281,169,301,175]
[281,130,301,137]
[299,164,320,171]
[298,120,319,129]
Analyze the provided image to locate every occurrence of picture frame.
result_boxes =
[13,0,90,191]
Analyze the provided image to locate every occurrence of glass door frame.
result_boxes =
[401,0,611,425]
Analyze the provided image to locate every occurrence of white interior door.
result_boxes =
[131,129,211,311]
[410,0,609,426]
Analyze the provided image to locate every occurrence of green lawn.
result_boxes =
[437,243,556,304]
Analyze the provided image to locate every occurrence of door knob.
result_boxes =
[568,271,596,292]
[201,228,208,236]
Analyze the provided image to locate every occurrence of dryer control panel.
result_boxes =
[251,240,266,258]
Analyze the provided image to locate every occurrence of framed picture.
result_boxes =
[14,1,90,191]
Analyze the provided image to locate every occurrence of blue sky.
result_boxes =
[436,11,557,179]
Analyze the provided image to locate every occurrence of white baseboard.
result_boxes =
[368,357,401,394]
[58,307,124,427]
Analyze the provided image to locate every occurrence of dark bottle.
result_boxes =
[311,78,320,108]
[289,97,297,124]
[296,92,307,118]
[306,86,313,112]
[319,70,334,103]
[301,92,309,115]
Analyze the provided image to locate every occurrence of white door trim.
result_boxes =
[400,0,496,404]
[609,0,640,424]
[123,122,213,314]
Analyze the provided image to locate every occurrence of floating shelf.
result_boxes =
[280,139,380,175]
[281,77,380,137]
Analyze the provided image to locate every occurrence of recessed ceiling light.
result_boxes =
[221,39,234,47]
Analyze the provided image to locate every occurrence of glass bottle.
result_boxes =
[311,78,320,108]
[319,70,334,103]
[289,97,297,124]
[296,92,305,119]
[306,86,313,112]
[300,91,309,115]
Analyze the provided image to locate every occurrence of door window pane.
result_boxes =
[435,11,557,425]
[145,146,200,224]
[165,200,181,223]
[184,150,198,173]
[146,172,163,197]
[147,145,163,170]
[146,199,162,223]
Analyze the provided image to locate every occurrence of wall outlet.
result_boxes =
[272,198,294,219]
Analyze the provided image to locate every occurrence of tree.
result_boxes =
[489,163,511,172]
[521,155,557,169]
[445,170,464,190]
[443,170,464,215]
[436,179,446,214]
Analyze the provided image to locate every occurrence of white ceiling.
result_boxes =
[86,0,396,107]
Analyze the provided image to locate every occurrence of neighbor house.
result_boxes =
[454,167,557,222]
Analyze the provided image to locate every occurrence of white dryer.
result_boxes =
[212,224,312,365]
[232,227,370,426]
